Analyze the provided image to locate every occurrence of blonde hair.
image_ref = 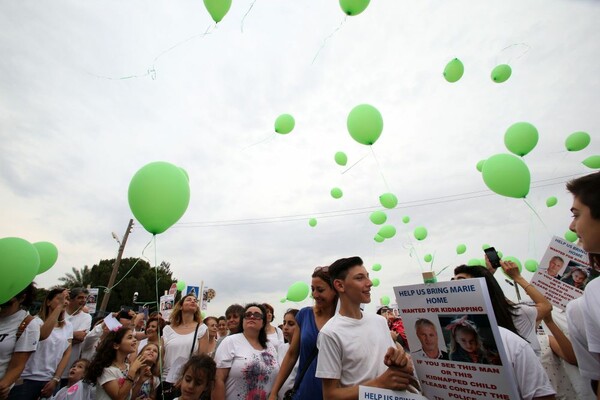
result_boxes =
[170,294,203,326]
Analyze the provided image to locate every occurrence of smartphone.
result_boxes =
[484,246,502,270]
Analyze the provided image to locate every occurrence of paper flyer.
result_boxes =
[160,294,175,321]
[394,278,520,400]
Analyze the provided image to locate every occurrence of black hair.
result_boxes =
[238,303,268,349]
[284,308,299,318]
[329,256,364,281]
[178,354,216,400]
[225,304,244,318]
[85,327,132,385]
[567,172,600,219]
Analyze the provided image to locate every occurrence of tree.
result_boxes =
[58,265,93,288]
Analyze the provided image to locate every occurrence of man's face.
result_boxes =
[70,292,88,308]
[416,325,439,353]
[338,265,372,304]
[548,258,564,276]
[570,196,600,253]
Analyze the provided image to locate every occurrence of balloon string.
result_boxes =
[369,146,390,192]
[311,16,347,65]
[106,238,154,292]
[341,154,368,174]
[153,235,164,392]
[240,0,258,33]
[241,132,276,151]
[403,241,424,274]
[497,42,531,65]
[523,198,550,235]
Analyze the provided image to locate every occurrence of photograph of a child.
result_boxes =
[439,314,502,366]
[560,261,590,290]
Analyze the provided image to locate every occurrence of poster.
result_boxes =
[394,278,520,400]
[359,386,427,400]
[159,294,175,321]
[86,288,99,315]
[530,236,592,310]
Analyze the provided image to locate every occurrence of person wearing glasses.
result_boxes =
[213,303,279,400]
[269,266,339,400]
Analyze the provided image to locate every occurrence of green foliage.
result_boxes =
[58,265,93,289]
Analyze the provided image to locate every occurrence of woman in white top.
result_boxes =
[9,288,73,400]
[213,303,280,400]
[262,303,284,347]
[199,316,218,358]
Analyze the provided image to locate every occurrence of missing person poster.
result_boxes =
[394,278,520,400]
[86,288,99,314]
[359,386,427,400]
[530,236,593,310]
[160,294,175,320]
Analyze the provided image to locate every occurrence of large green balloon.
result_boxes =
[379,193,398,209]
[546,196,558,208]
[476,160,486,172]
[372,278,380,287]
[347,104,383,145]
[491,64,512,83]
[582,155,600,169]
[565,131,591,152]
[372,263,382,272]
[0,238,40,304]
[330,187,343,199]
[176,281,186,292]
[33,241,58,274]
[339,0,370,16]
[565,230,578,243]
[128,161,191,235]
[443,58,464,83]
[524,259,539,273]
[414,226,428,241]
[456,244,466,255]
[424,254,433,263]
[481,153,530,198]
[374,235,385,243]
[402,216,410,224]
[380,295,390,306]
[334,151,348,166]
[504,122,539,157]
[369,211,387,225]
[274,114,295,134]
[378,225,397,239]
[286,281,310,302]
[309,218,317,227]
[203,0,232,23]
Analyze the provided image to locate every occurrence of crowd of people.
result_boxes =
[0,172,598,400]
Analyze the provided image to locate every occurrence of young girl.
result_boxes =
[132,343,160,400]
[174,354,216,400]
[447,316,498,365]
[51,359,91,400]
[85,327,147,400]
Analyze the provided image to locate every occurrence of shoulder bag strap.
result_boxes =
[16,314,34,342]
[190,323,200,357]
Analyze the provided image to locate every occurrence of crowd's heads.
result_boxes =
[282,308,299,343]
[312,266,334,288]
[85,326,134,384]
[145,316,165,338]
[238,303,268,348]
[178,354,216,400]
[262,303,275,323]
[69,287,89,308]
[68,359,90,385]
[329,256,364,282]
[171,294,202,326]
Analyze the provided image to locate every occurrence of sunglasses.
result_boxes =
[244,311,263,320]
[314,266,329,273]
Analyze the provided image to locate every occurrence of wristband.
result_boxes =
[125,375,135,383]
[52,377,60,383]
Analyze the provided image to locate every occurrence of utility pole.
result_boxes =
[99,219,134,313]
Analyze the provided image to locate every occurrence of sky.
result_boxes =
[1,0,599,322]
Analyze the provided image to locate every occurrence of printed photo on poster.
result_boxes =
[438,314,501,365]
[86,288,99,315]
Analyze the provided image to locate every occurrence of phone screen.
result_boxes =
[484,247,502,269]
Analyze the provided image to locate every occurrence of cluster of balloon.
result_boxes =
[274,114,295,134]
[334,151,348,166]
[339,0,370,16]
[34,241,59,274]
[565,131,590,151]
[501,256,522,279]
[546,196,558,208]
[504,122,538,157]
[286,281,310,302]
[308,218,317,227]
[456,244,467,255]
[583,155,600,169]
[414,226,428,241]
[372,263,382,271]
[524,259,539,273]
[347,104,383,146]
[565,230,578,243]
[128,161,191,235]
[443,58,464,83]
[176,281,186,291]
[491,64,512,83]
[380,295,391,306]
[481,153,530,198]
[330,187,343,199]
[203,0,232,23]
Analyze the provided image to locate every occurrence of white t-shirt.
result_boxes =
[96,365,127,400]
[316,312,393,387]
[499,327,556,400]
[583,277,600,353]
[62,311,91,379]
[276,342,298,400]
[162,323,207,382]
[81,322,104,361]
[0,310,42,380]
[267,326,284,348]
[214,333,279,400]
[513,304,541,356]
[51,379,95,400]
[22,319,73,380]
[567,296,600,380]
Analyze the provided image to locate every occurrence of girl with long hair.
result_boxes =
[175,354,216,400]
[276,309,299,400]
[262,303,284,347]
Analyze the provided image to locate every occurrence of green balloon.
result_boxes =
[424,254,433,263]
[414,226,428,241]
[331,187,343,199]
[504,122,539,157]
[582,155,600,169]
[0,237,40,304]
[482,244,490,250]
[347,104,383,145]
[334,151,348,166]
[33,242,58,274]
[339,0,370,16]
[467,258,484,267]
[565,131,591,152]
[379,193,398,209]
[501,256,522,279]
[128,161,191,235]
[203,0,232,22]
[481,153,530,198]
[374,235,385,243]
[491,64,512,83]
[287,281,310,302]
[525,259,539,273]
[476,160,486,172]
[176,281,186,291]
[402,216,410,224]
[546,196,558,208]
[380,295,390,306]
[456,244,466,255]
[179,168,189,182]
[372,278,380,287]
[497,251,503,258]
[274,114,295,134]
[372,263,382,272]
[308,218,317,227]
[443,58,464,83]
[378,225,397,239]
[369,211,387,225]
[565,230,578,243]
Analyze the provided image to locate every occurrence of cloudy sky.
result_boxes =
[1,0,598,320]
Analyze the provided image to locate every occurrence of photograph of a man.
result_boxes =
[412,318,449,360]
[546,255,565,279]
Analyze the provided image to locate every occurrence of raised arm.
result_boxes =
[502,260,552,322]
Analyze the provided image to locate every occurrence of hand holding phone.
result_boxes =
[484,247,502,270]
